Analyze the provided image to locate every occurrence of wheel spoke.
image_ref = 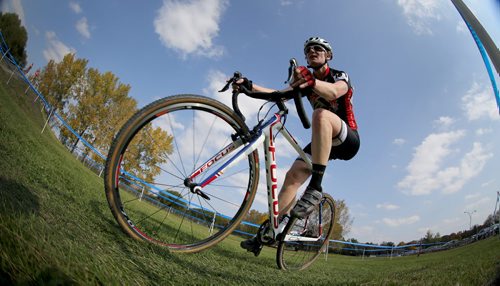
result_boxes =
[167,112,187,177]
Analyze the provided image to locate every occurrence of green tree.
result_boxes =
[244,209,268,225]
[332,199,353,240]
[0,12,27,68]
[37,53,88,112]
[156,190,188,210]
[484,209,500,226]
[83,70,137,157]
[380,241,395,247]
[36,53,173,181]
[422,230,441,244]
[237,209,268,234]
[121,125,174,183]
[37,53,88,146]
[65,68,135,154]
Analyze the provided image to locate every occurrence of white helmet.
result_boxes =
[303,37,333,55]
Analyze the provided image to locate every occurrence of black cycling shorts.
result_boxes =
[299,119,360,161]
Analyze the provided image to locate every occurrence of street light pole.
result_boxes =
[464,210,476,230]
[493,191,499,225]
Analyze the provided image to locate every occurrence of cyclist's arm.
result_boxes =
[235,80,292,95]
[290,67,349,100]
[251,83,278,93]
[311,80,348,101]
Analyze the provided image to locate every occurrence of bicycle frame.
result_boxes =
[187,110,312,241]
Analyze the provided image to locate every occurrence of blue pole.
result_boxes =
[451,0,500,114]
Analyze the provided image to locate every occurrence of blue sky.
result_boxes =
[2,0,499,244]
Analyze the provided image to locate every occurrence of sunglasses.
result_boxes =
[304,45,326,54]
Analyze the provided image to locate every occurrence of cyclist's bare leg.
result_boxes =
[311,108,343,165]
[291,109,343,218]
[278,109,343,215]
[278,159,311,215]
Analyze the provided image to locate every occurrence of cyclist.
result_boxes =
[234,36,360,256]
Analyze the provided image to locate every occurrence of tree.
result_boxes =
[36,54,88,146]
[37,53,88,112]
[380,241,395,247]
[244,209,268,225]
[36,53,173,181]
[332,199,353,240]
[156,190,188,210]
[0,12,27,68]
[234,209,267,235]
[347,238,359,244]
[65,68,136,155]
[484,209,500,226]
[120,124,174,183]
[64,66,174,184]
[83,70,137,157]
[422,230,441,244]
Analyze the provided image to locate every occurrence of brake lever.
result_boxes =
[284,58,298,84]
[219,71,242,92]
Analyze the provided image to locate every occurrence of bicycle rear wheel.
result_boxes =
[104,95,259,253]
[276,193,335,270]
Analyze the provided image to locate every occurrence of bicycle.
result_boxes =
[103,59,336,270]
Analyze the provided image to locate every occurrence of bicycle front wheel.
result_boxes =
[104,95,259,253]
[276,193,335,270]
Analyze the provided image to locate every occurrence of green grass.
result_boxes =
[1,65,500,285]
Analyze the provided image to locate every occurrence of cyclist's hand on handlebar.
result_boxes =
[290,66,316,89]
[232,77,253,94]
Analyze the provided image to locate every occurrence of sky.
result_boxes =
[1,0,499,244]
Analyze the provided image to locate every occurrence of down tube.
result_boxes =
[189,138,244,181]
[198,133,265,188]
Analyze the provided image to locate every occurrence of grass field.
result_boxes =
[1,64,500,285]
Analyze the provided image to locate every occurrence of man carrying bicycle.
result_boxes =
[235,36,360,256]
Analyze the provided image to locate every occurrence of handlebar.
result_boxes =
[219,58,311,129]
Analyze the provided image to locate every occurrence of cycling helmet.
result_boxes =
[304,37,333,55]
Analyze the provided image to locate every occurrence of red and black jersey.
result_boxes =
[307,67,358,131]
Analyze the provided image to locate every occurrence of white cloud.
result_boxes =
[203,69,263,120]
[383,215,420,227]
[443,217,460,225]
[376,202,400,210]
[461,81,499,121]
[481,179,494,188]
[438,142,493,194]
[76,17,91,39]
[393,138,406,146]
[349,225,375,241]
[154,0,228,58]
[1,0,26,26]
[433,116,455,129]
[398,129,493,196]
[43,31,76,62]
[69,2,82,14]
[465,193,480,200]
[476,128,492,136]
[465,197,491,211]
[396,0,443,35]
[456,20,467,33]
[398,130,466,195]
